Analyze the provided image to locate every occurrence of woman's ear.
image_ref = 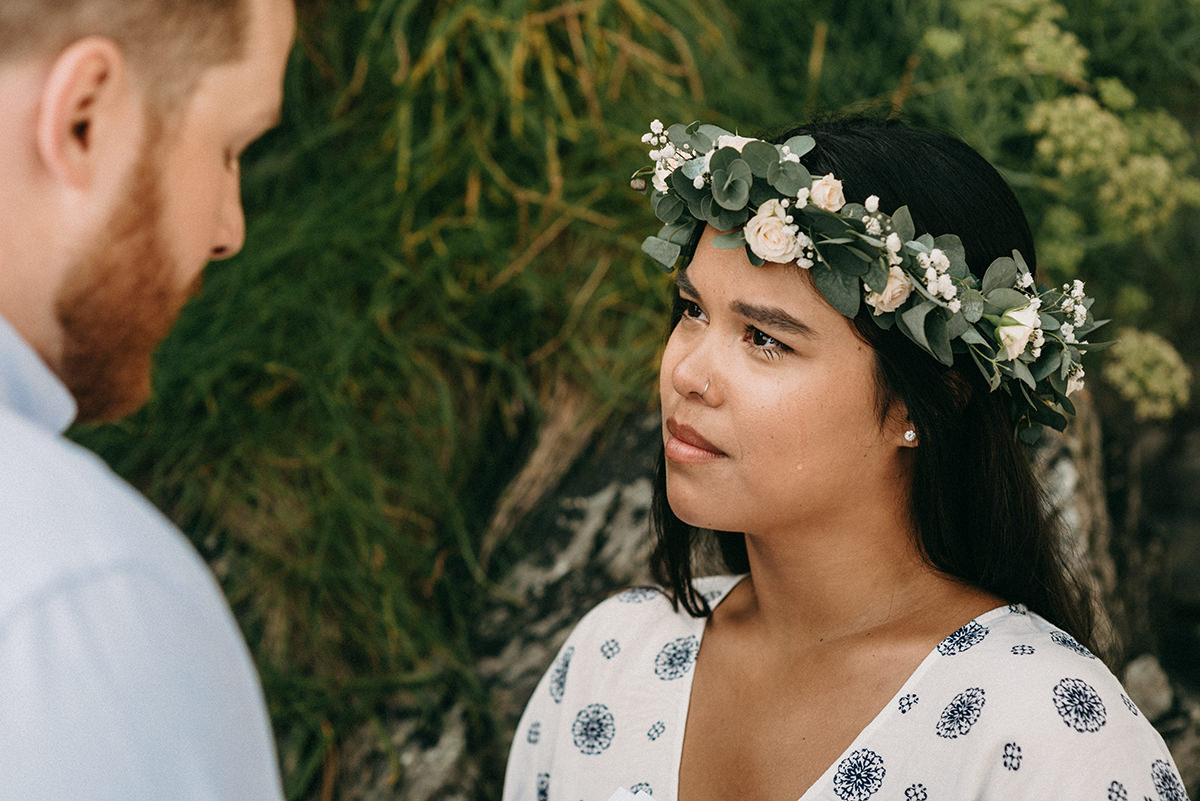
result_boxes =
[35,37,133,190]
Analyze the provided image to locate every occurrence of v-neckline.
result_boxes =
[669,577,1013,801]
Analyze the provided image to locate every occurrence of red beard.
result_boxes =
[54,133,201,423]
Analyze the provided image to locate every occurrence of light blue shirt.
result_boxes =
[0,316,284,800]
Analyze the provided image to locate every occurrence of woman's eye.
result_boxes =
[677,299,707,321]
[747,326,791,357]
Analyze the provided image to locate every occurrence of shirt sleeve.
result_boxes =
[502,622,584,801]
[0,565,284,801]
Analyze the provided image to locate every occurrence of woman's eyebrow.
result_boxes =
[675,270,701,301]
[733,301,818,339]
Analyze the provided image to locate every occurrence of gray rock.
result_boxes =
[1123,653,1175,722]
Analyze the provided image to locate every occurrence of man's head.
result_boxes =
[0,0,295,421]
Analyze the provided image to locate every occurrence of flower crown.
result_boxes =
[637,119,1103,440]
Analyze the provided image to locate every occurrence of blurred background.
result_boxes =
[70,0,1200,798]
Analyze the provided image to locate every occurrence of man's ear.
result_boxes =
[35,37,133,190]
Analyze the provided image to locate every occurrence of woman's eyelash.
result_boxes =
[746,326,791,358]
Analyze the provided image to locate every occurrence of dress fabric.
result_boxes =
[0,315,284,800]
[503,574,1190,801]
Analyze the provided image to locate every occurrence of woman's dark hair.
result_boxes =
[649,116,1098,652]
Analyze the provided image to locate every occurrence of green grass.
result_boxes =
[69,1,1199,797]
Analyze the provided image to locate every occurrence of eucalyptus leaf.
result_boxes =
[641,236,680,270]
[744,243,764,266]
[711,231,745,249]
[985,287,1031,312]
[891,206,915,242]
[711,159,751,210]
[1010,358,1036,389]
[708,147,738,174]
[959,327,988,347]
[710,206,749,232]
[933,234,968,278]
[1038,312,1060,331]
[768,160,809,197]
[916,233,935,249]
[981,257,1018,294]
[961,289,985,322]
[783,134,815,158]
[900,300,939,357]
[741,140,779,177]
[1031,347,1063,381]
[812,263,861,317]
[864,260,888,293]
[821,245,871,277]
[652,192,684,224]
[946,312,969,340]
[749,182,778,207]
[680,158,707,181]
[925,310,954,365]
[1018,424,1045,445]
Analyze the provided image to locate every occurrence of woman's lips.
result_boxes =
[665,418,727,463]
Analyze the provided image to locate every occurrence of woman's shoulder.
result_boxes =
[567,573,744,643]
[928,604,1139,704]
[877,604,1187,799]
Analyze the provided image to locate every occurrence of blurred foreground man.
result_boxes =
[0,0,295,797]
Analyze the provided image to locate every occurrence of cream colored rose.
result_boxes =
[996,301,1042,361]
[865,266,914,315]
[810,173,846,212]
[744,199,802,263]
[715,134,755,152]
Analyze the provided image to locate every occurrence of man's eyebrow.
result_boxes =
[732,301,818,339]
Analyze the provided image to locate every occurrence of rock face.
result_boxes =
[339,400,1200,799]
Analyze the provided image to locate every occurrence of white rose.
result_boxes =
[715,134,755,152]
[810,173,846,212]
[996,302,1042,361]
[744,199,802,263]
[864,265,914,315]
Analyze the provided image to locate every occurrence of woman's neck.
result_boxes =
[720,502,1000,659]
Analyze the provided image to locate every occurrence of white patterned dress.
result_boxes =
[502,575,1189,801]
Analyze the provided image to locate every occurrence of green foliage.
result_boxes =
[67,0,1198,797]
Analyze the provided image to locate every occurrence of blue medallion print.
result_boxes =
[630,782,653,795]
[1008,603,1027,615]
[936,687,986,739]
[898,694,919,714]
[654,635,700,680]
[1121,693,1141,716]
[832,748,886,801]
[1052,677,1106,733]
[549,645,574,704]
[601,638,621,659]
[537,772,550,801]
[647,720,666,741]
[936,620,988,655]
[571,703,616,755]
[1107,780,1127,801]
[1011,644,1036,656]
[904,784,928,801]
[1002,742,1022,771]
[1151,759,1188,801]
[618,587,658,603]
[1051,629,1097,659]
[527,721,541,744]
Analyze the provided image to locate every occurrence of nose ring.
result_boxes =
[698,379,710,399]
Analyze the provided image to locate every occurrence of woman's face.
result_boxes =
[659,226,912,537]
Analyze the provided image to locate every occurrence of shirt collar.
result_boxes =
[0,314,77,432]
